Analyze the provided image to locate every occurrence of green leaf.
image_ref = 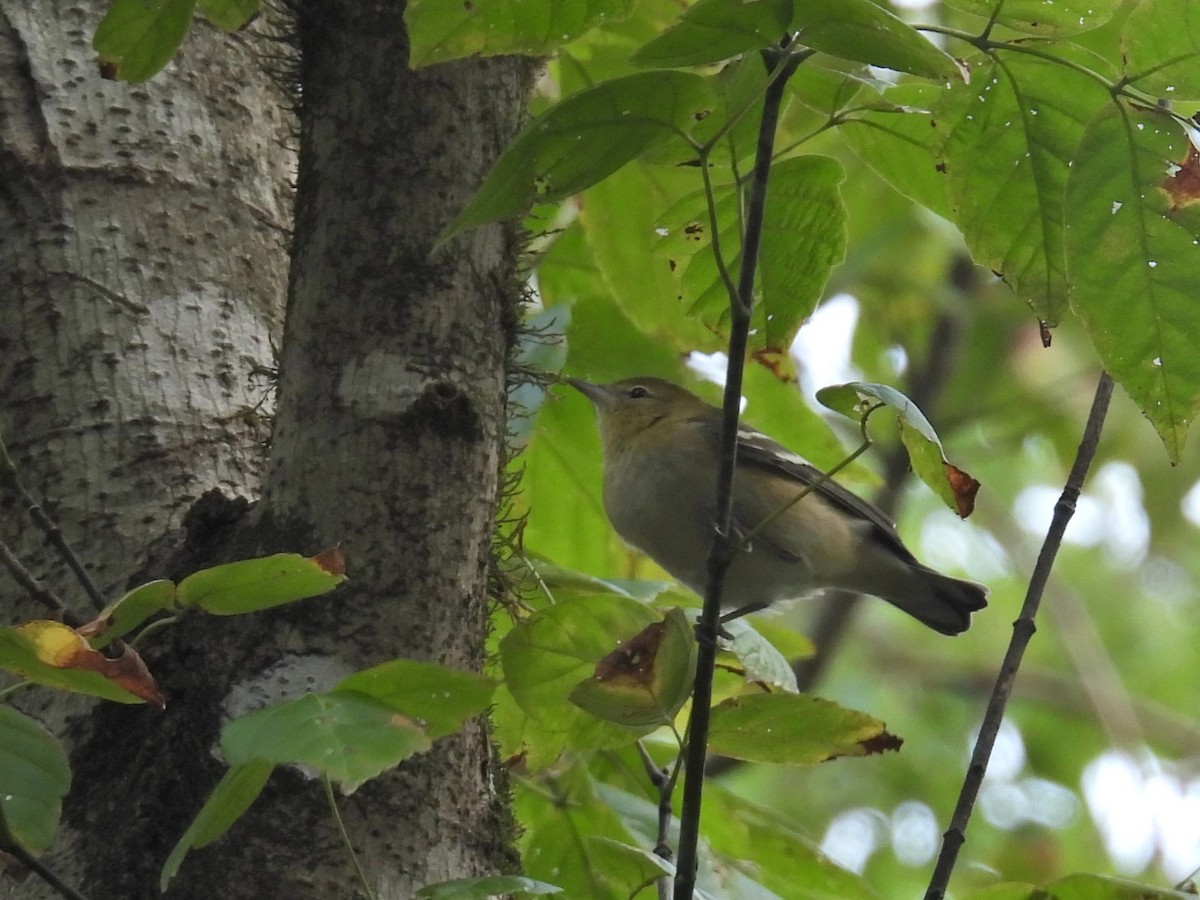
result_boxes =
[334,659,497,740]
[405,0,634,68]
[786,57,867,116]
[585,837,673,893]
[569,607,697,727]
[816,380,980,516]
[442,71,714,240]
[1122,0,1200,100]
[221,692,431,792]
[93,0,197,83]
[654,155,846,355]
[196,0,257,30]
[943,0,1115,36]
[0,623,153,705]
[790,0,961,80]
[415,875,563,899]
[84,579,177,649]
[933,53,1113,325]
[176,549,346,615]
[516,763,639,899]
[700,781,885,900]
[1064,103,1200,461]
[159,759,274,891]
[499,595,661,762]
[707,693,899,764]
[577,162,723,353]
[841,82,952,220]
[0,706,70,853]
[630,0,792,69]
[720,618,799,692]
[595,781,791,897]
[757,155,847,351]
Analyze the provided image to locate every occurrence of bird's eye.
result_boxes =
[628,386,650,399]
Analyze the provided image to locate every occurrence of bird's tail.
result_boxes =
[882,564,989,636]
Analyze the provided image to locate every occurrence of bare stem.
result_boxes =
[323,775,376,900]
[0,433,106,612]
[0,804,90,900]
[672,46,799,899]
[925,370,1114,899]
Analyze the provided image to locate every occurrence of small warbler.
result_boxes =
[568,376,987,635]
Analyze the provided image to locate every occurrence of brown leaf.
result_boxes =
[1162,141,1200,212]
[750,347,796,381]
[859,731,903,755]
[60,641,165,708]
[312,546,346,577]
[593,621,665,687]
[945,462,980,518]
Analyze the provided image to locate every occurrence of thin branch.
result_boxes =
[925,370,1114,899]
[0,433,106,612]
[323,776,376,900]
[0,537,70,617]
[0,806,90,900]
[638,744,676,878]
[673,47,799,900]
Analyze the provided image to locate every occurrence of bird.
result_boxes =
[567,375,987,635]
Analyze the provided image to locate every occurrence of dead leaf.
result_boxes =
[63,643,165,708]
[312,546,346,577]
[15,621,164,707]
[593,621,665,687]
[945,463,980,518]
[1162,142,1200,211]
[859,731,903,755]
[751,347,796,381]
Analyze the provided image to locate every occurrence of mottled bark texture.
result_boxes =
[1,1,532,898]
[238,5,532,893]
[0,2,291,897]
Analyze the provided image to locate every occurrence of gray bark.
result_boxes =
[0,5,291,895]
[1,1,531,897]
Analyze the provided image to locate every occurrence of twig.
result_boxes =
[323,775,376,900]
[673,46,799,900]
[0,434,106,612]
[0,537,70,617]
[634,740,676,900]
[0,805,90,900]
[925,370,1114,899]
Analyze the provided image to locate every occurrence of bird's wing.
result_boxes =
[727,423,919,564]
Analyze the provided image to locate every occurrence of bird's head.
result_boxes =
[566,376,712,456]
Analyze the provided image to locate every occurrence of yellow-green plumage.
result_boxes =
[569,376,987,636]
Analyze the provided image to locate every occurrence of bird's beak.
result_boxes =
[565,377,617,411]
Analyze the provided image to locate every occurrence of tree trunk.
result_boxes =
[0,3,291,895]
[1,1,532,897]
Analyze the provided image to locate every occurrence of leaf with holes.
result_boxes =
[1064,103,1200,461]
